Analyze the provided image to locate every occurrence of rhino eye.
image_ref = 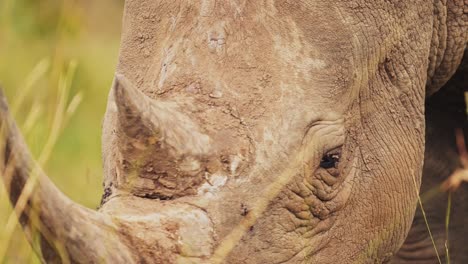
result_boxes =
[320,153,340,169]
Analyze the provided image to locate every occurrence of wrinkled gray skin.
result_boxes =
[0,1,467,263]
[394,52,468,264]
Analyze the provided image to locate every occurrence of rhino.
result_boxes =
[1,1,467,263]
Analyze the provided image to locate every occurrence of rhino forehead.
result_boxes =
[118,1,356,107]
[3,0,466,263]
[100,1,358,206]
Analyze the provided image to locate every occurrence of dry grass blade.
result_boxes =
[0,61,81,264]
[65,92,83,123]
[209,138,322,263]
[442,129,468,192]
[444,191,452,264]
[12,59,50,115]
[412,171,443,264]
[442,169,468,191]
[22,102,43,135]
[439,128,468,264]
[455,128,468,167]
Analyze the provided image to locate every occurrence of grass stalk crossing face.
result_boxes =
[1,0,467,263]
[0,1,123,262]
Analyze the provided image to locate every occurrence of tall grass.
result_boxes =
[413,177,443,264]
[0,0,123,263]
[0,1,465,264]
[0,60,82,263]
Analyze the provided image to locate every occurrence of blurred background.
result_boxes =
[0,1,465,263]
[0,0,124,262]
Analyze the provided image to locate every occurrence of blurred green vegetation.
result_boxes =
[0,0,124,262]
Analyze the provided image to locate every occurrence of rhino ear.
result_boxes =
[113,74,211,156]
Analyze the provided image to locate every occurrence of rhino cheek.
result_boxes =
[107,1,426,262]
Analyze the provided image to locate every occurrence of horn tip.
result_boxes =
[113,73,124,94]
[113,74,131,106]
[114,73,126,90]
[112,73,144,122]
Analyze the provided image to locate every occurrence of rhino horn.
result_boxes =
[0,88,134,263]
[113,74,211,156]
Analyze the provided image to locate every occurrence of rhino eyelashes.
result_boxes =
[319,153,340,170]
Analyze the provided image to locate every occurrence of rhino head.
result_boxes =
[1,1,466,263]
